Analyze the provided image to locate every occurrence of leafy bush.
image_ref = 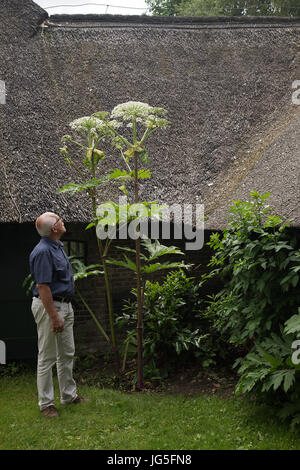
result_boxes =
[234,327,298,397]
[206,191,300,345]
[205,191,300,426]
[117,270,212,379]
[234,313,300,429]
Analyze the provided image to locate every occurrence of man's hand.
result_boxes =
[36,283,64,333]
[51,315,64,333]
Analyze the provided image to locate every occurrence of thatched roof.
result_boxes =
[0,0,47,42]
[0,1,300,228]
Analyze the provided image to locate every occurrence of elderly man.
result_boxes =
[30,212,88,417]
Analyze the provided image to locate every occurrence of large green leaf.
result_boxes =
[141,238,184,261]
[283,369,296,393]
[70,257,102,281]
[142,261,188,275]
[284,314,300,335]
[108,168,151,181]
[57,178,104,196]
[106,256,137,272]
[262,352,283,369]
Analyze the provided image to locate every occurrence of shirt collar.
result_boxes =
[41,236,63,249]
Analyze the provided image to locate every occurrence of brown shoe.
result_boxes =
[72,395,90,404]
[42,405,59,418]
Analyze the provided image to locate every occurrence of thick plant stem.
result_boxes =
[136,236,143,390]
[134,151,143,390]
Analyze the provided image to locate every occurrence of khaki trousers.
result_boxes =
[31,297,77,410]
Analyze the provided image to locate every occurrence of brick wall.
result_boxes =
[66,223,222,355]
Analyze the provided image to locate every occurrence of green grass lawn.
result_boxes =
[1,371,300,450]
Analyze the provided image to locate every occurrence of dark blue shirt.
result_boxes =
[29,237,74,297]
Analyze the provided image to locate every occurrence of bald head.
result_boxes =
[35,212,58,237]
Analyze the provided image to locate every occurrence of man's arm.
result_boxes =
[37,283,64,333]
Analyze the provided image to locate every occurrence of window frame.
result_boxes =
[63,239,87,265]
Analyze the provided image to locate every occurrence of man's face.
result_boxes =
[52,216,66,236]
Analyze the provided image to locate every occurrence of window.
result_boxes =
[63,240,86,264]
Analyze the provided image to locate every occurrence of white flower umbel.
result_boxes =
[109,119,123,129]
[69,116,121,133]
[70,116,107,133]
[111,101,169,129]
[111,102,152,121]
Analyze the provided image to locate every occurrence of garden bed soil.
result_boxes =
[74,356,238,399]
[162,365,238,398]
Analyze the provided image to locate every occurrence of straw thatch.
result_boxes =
[0,1,299,228]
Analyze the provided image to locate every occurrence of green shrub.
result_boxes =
[234,315,300,429]
[205,191,300,426]
[206,191,300,345]
[117,270,213,379]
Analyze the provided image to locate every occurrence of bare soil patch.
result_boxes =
[74,355,238,398]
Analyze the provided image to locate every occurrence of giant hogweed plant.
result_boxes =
[57,102,173,386]
[94,102,188,389]
[58,112,123,373]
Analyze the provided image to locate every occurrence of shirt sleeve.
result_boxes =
[31,249,53,284]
